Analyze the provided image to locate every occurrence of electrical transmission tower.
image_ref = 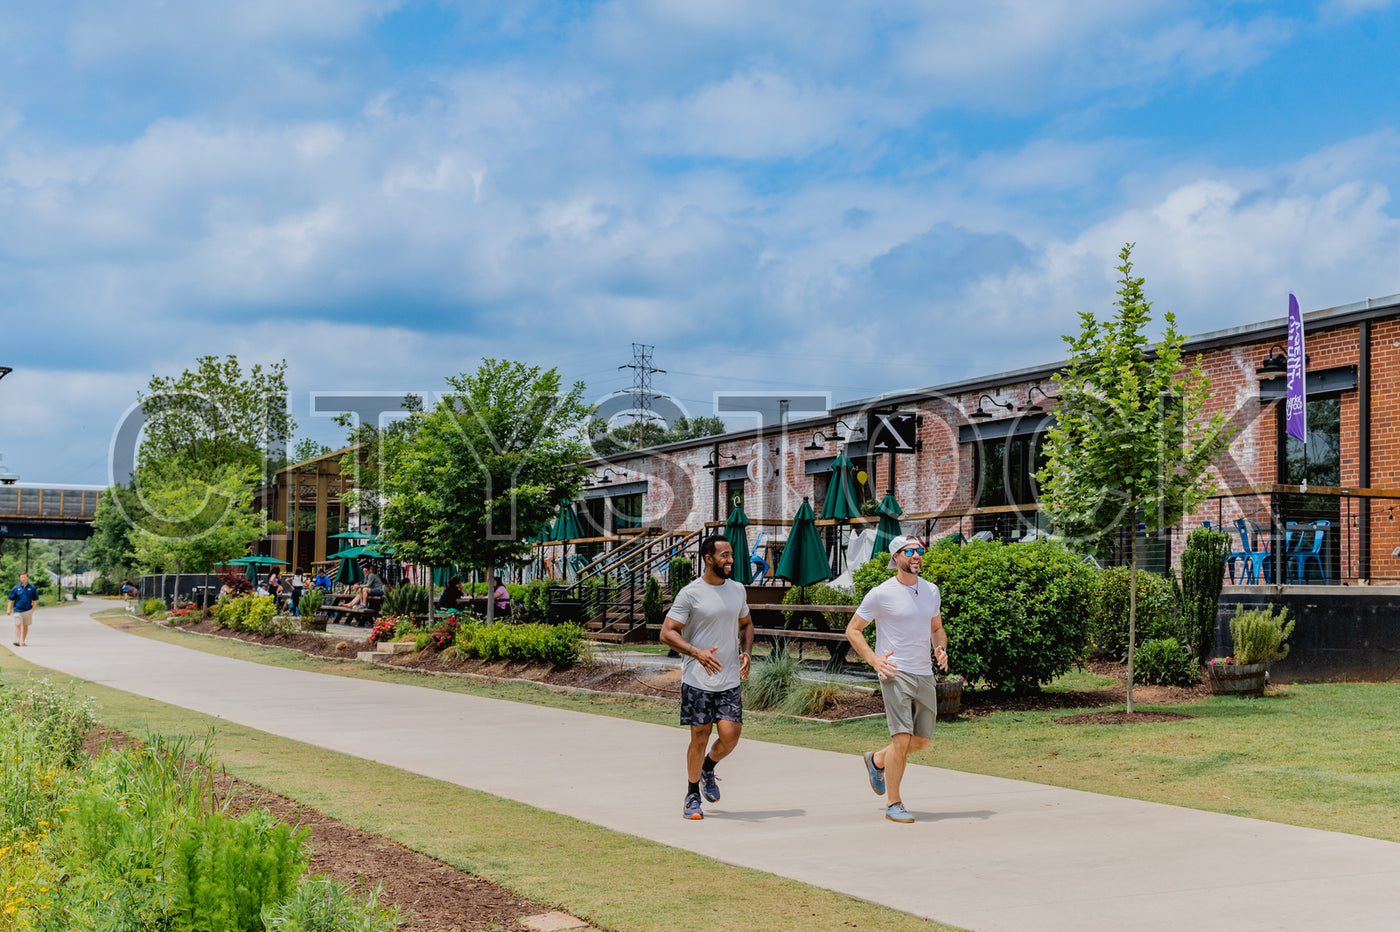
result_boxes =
[617,343,666,448]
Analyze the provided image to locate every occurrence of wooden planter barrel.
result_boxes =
[1207,662,1266,696]
[303,616,328,632]
[936,679,963,716]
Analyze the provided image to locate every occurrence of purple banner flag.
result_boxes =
[1285,293,1307,444]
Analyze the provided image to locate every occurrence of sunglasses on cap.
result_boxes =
[900,547,926,556]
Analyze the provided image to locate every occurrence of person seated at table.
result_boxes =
[345,562,386,609]
[313,570,331,591]
[493,575,512,615]
[218,580,235,598]
[438,576,465,612]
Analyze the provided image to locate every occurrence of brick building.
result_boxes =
[581,292,1400,585]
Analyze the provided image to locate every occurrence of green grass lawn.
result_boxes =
[0,631,956,932]
[98,611,1400,843]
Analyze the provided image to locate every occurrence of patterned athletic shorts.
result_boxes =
[680,684,743,726]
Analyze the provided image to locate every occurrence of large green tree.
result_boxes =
[137,354,294,478]
[380,360,593,621]
[127,463,276,574]
[1037,244,1233,711]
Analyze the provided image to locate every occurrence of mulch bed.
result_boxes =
[1054,711,1193,725]
[82,727,554,932]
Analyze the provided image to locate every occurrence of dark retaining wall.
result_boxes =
[137,573,225,606]
[1215,586,1400,682]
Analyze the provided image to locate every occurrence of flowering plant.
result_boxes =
[367,618,397,645]
[939,674,966,686]
[1207,656,1235,666]
[429,615,460,651]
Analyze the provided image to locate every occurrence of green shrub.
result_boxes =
[921,540,1097,694]
[262,876,403,932]
[667,556,694,596]
[506,579,554,623]
[1229,604,1294,665]
[381,584,431,618]
[141,597,166,617]
[1181,527,1229,661]
[453,622,583,666]
[781,583,853,628]
[1092,566,1181,660]
[170,807,308,932]
[91,576,120,596]
[1132,638,1201,686]
[782,679,843,717]
[298,587,324,617]
[743,647,798,710]
[642,575,665,627]
[3,677,97,769]
[245,595,278,634]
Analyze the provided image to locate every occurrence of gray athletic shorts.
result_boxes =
[882,670,938,738]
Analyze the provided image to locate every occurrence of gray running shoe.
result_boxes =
[864,751,886,795]
[885,801,914,823]
[700,768,721,803]
[684,792,704,820]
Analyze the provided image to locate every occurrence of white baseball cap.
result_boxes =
[886,535,925,568]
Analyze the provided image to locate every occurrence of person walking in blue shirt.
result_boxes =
[7,572,39,647]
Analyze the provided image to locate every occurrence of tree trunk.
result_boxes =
[1126,531,1138,714]
[485,564,496,625]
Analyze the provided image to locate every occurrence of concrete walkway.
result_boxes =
[9,600,1400,931]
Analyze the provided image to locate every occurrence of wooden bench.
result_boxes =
[322,598,382,626]
[748,604,857,664]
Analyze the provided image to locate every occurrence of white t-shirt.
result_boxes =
[855,576,942,676]
[667,577,750,692]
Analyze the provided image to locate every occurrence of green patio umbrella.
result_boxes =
[774,498,833,589]
[335,556,364,586]
[547,500,584,542]
[723,503,752,585]
[227,554,287,581]
[327,545,388,560]
[432,566,461,586]
[328,530,375,540]
[819,452,861,521]
[872,493,905,559]
[819,452,861,574]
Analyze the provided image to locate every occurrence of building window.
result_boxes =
[611,493,643,532]
[724,480,745,515]
[972,434,1046,539]
[1282,396,1341,488]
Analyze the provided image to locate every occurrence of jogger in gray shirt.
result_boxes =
[661,535,753,820]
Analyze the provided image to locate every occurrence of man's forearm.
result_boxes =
[846,620,878,666]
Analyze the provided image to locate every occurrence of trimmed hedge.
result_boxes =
[452,622,584,666]
[849,539,1096,693]
[1132,637,1200,686]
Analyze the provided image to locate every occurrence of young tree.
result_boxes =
[88,486,140,577]
[1037,244,1233,712]
[128,463,280,575]
[381,361,593,621]
[588,414,727,456]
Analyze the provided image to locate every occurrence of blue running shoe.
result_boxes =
[885,801,914,823]
[864,751,886,796]
[684,792,704,820]
[700,768,721,803]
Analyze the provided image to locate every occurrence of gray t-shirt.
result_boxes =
[667,577,750,692]
[856,576,942,676]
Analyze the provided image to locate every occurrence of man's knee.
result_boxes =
[909,736,930,752]
[689,724,714,746]
[715,720,742,746]
[890,732,912,751]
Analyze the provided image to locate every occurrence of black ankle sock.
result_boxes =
[702,755,717,774]
[688,780,700,796]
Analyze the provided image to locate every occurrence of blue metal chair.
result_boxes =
[750,532,770,585]
[1288,521,1329,583]
[1226,518,1270,584]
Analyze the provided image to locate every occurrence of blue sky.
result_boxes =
[4,0,1400,484]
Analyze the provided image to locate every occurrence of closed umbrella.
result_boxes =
[774,498,833,589]
[872,493,904,559]
[335,556,364,586]
[548,500,585,580]
[723,503,752,585]
[819,452,861,573]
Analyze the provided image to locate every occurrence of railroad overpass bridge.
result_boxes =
[0,484,101,540]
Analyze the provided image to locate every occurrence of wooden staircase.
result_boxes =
[572,528,703,642]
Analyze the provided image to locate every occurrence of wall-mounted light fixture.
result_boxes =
[595,468,619,485]
[1018,385,1060,413]
[967,394,1014,420]
[703,451,737,470]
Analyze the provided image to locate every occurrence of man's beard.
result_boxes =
[710,560,732,579]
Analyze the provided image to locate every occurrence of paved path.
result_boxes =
[10,600,1400,931]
